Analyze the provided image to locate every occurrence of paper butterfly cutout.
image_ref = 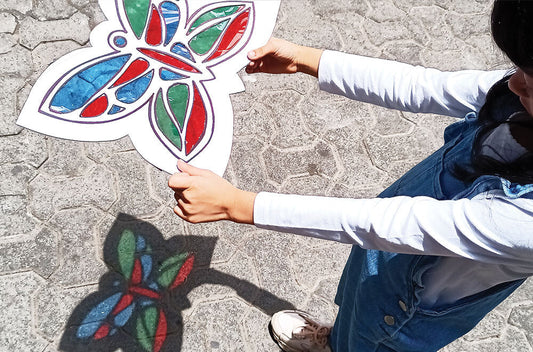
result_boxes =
[76,229,194,352]
[17,0,280,175]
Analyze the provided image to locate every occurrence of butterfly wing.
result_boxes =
[41,53,159,123]
[157,252,195,289]
[76,292,136,340]
[186,2,254,66]
[117,229,154,285]
[17,48,163,144]
[136,305,167,352]
[149,80,213,161]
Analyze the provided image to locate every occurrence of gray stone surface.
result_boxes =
[0,76,26,135]
[0,45,32,77]
[0,0,531,351]
[0,0,32,14]
[0,273,48,351]
[19,12,90,50]
[0,13,17,33]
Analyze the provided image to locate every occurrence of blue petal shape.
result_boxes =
[149,282,160,291]
[116,70,154,104]
[161,2,180,45]
[160,68,186,81]
[114,302,135,327]
[108,105,125,115]
[141,254,152,282]
[140,299,154,307]
[136,235,146,251]
[50,55,130,113]
[170,43,193,61]
[77,292,122,338]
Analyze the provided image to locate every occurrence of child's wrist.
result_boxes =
[228,189,256,224]
[296,46,324,77]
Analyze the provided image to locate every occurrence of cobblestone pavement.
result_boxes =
[1,0,532,351]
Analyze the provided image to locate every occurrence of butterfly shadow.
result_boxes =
[59,213,295,352]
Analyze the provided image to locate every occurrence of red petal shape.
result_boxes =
[112,59,149,87]
[185,84,207,155]
[207,9,250,61]
[146,5,163,46]
[139,49,199,73]
[171,254,194,289]
[80,94,108,117]
[132,258,142,285]
[112,294,133,315]
[153,310,167,352]
[129,286,161,299]
[94,323,110,340]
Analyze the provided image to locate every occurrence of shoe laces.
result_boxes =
[292,314,331,348]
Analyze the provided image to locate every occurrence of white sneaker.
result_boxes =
[269,310,333,352]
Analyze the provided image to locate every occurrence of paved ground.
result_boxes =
[0,0,531,351]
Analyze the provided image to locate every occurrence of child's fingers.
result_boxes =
[245,60,264,74]
[168,172,193,190]
[177,159,210,177]
[245,60,257,73]
[247,48,264,60]
[173,204,187,220]
[174,202,203,224]
[247,38,277,60]
[246,45,269,74]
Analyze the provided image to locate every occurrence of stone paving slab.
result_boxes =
[0,0,531,351]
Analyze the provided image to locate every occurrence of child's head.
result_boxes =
[492,0,533,72]
[492,0,533,117]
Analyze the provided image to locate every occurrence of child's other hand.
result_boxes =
[246,37,300,74]
[246,37,323,77]
[168,160,256,224]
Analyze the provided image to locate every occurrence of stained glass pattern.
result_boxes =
[125,0,151,38]
[75,229,194,352]
[18,0,280,174]
[49,54,131,114]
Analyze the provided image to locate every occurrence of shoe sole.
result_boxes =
[268,321,289,352]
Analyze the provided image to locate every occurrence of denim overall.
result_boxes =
[330,107,532,351]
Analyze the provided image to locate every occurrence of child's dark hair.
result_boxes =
[491,0,533,71]
[458,0,533,185]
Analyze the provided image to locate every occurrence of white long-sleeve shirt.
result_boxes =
[253,51,532,306]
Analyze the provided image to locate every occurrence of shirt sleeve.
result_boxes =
[253,191,533,270]
[318,50,509,118]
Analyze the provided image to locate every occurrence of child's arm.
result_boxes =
[317,50,508,118]
[253,191,533,268]
[169,161,533,271]
[246,38,507,118]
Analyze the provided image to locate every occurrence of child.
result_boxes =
[168,1,533,351]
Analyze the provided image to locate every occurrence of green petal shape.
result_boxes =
[189,5,241,32]
[125,0,151,38]
[117,229,136,279]
[189,19,230,55]
[157,252,188,288]
[168,84,189,130]
[155,90,182,151]
[136,306,157,351]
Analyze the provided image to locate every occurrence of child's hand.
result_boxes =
[246,37,324,77]
[168,160,256,224]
